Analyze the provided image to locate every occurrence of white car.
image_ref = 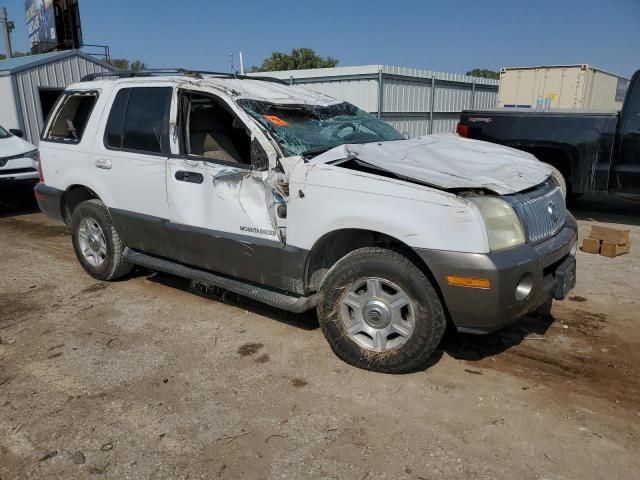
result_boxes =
[35,70,577,373]
[0,125,39,183]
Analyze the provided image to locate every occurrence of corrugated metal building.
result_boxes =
[0,50,116,144]
[253,65,499,137]
[498,65,630,110]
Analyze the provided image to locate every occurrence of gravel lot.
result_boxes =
[1,183,639,479]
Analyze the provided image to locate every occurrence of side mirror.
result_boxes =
[9,129,24,138]
[251,138,269,171]
[401,132,410,140]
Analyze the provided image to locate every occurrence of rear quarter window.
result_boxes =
[43,91,98,144]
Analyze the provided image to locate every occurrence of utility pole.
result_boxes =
[0,7,14,59]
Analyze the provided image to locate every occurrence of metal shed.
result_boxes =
[0,50,116,144]
[252,65,499,137]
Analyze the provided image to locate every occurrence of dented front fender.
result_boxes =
[285,162,490,254]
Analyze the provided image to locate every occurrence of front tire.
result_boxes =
[317,247,446,373]
[70,199,132,281]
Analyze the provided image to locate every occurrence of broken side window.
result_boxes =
[44,91,98,144]
[238,100,402,158]
[181,92,251,165]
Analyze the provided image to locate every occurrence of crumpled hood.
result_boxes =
[310,133,552,195]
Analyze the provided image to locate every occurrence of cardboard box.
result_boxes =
[600,240,631,258]
[590,225,630,245]
[580,237,601,254]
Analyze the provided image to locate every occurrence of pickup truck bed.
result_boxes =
[458,109,619,194]
[457,69,640,196]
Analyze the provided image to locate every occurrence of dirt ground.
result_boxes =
[1,183,639,480]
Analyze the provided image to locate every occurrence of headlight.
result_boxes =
[544,163,567,198]
[470,196,526,251]
[24,149,40,163]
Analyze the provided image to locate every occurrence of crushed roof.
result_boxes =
[206,77,340,105]
[73,74,342,106]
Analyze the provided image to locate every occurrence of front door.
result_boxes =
[91,85,174,256]
[165,89,289,289]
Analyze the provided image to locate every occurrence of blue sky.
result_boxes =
[3,0,639,77]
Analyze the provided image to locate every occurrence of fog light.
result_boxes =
[515,273,533,301]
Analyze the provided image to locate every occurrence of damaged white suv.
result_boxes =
[36,70,577,373]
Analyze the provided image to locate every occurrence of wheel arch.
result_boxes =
[61,184,100,225]
[303,228,448,313]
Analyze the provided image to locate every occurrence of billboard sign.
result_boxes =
[25,0,57,48]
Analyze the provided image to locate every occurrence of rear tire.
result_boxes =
[70,199,132,281]
[317,247,446,373]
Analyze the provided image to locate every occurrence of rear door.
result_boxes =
[90,85,174,256]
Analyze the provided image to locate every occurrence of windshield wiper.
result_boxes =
[302,139,387,158]
[301,145,333,157]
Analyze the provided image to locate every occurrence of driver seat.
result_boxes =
[189,107,242,162]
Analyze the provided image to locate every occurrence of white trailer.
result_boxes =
[498,64,630,110]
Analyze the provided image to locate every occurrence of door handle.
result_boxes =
[94,158,112,170]
[175,170,204,184]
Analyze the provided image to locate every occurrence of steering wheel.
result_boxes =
[330,123,358,140]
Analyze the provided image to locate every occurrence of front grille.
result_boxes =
[512,184,566,244]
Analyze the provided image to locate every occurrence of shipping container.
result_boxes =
[498,64,630,110]
[251,65,499,137]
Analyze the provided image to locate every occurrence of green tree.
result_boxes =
[130,60,146,71]
[466,68,500,79]
[109,58,147,71]
[252,48,338,72]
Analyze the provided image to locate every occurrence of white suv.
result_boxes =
[36,70,577,373]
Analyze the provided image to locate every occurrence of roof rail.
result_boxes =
[81,68,289,85]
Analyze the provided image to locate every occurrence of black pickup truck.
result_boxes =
[457,70,639,196]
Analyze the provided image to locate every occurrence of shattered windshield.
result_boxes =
[238,100,403,157]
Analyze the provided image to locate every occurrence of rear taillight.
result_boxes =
[456,123,469,138]
[36,151,44,183]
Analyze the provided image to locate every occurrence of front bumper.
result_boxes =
[0,154,39,181]
[415,214,578,333]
